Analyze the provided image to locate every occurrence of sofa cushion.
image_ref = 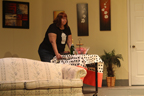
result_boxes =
[0,81,25,90]
[0,88,83,96]
[0,58,62,82]
[62,64,87,79]
[25,79,83,89]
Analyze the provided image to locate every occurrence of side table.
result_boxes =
[51,54,104,96]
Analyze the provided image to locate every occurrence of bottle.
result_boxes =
[70,39,75,55]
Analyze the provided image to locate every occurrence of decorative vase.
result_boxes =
[111,77,116,87]
[106,77,116,87]
[106,77,111,87]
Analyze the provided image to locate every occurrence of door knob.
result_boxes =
[132,45,135,48]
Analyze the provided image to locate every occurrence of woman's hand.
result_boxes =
[56,53,62,60]
[64,51,70,54]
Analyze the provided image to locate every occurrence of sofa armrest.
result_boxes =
[62,64,87,79]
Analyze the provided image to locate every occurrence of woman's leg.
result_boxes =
[38,48,55,62]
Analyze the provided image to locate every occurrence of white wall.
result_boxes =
[0,0,128,79]
[0,0,42,60]
[41,0,128,79]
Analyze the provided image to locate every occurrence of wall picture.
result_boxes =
[77,3,89,36]
[100,0,111,31]
[3,1,29,29]
[53,11,65,20]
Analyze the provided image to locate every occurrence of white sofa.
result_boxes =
[0,57,87,96]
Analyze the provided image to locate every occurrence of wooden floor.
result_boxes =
[83,86,144,96]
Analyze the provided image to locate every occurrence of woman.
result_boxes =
[38,12,72,62]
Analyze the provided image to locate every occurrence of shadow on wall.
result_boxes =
[4,52,19,58]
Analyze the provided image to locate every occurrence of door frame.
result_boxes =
[127,0,131,86]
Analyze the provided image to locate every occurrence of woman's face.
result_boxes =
[61,17,67,26]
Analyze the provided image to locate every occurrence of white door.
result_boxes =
[130,0,144,85]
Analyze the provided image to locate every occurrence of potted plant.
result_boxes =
[100,49,123,87]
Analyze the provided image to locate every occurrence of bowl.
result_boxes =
[75,47,90,55]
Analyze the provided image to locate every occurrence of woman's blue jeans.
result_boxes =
[38,47,55,62]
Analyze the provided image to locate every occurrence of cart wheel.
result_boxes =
[93,93,97,96]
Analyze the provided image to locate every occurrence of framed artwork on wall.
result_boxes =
[100,0,111,31]
[77,3,89,36]
[53,11,65,20]
[3,1,29,29]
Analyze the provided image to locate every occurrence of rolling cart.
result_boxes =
[51,54,104,96]
[82,62,98,96]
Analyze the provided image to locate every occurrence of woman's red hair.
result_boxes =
[53,12,68,28]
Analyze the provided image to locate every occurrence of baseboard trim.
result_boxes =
[83,79,129,87]
[102,79,129,86]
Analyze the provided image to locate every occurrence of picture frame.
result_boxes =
[3,1,29,29]
[100,0,111,31]
[53,10,65,20]
[77,3,89,36]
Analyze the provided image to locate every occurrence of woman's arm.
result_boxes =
[67,35,72,49]
[48,33,62,59]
